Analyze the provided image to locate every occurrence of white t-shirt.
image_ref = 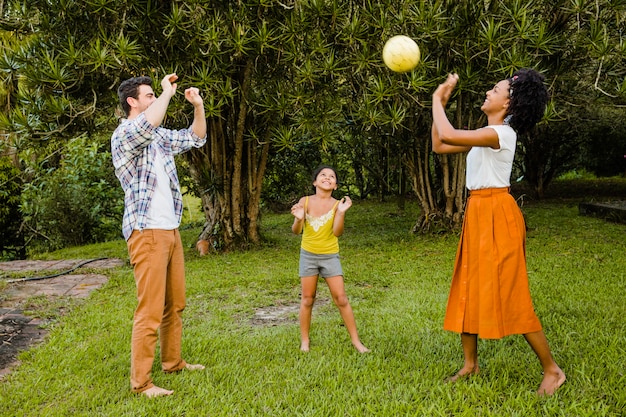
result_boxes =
[465,124,517,190]
[144,150,179,230]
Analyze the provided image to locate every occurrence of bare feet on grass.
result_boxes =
[445,365,479,383]
[301,340,369,353]
[141,385,174,398]
[537,367,566,396]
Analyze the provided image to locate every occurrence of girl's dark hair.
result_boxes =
[117,76,152,117]
[506,68,549,134]
[312,164,339,184]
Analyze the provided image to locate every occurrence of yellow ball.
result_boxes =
[382,35,420,73]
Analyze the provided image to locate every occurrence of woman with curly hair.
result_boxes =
[431,69,566,396]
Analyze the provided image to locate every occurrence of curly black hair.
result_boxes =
[506,68,549,134]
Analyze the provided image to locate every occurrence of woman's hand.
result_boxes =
[433,73,459,107]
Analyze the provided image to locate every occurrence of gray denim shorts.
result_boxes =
[299,249,343,278]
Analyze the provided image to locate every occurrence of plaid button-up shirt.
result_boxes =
[111,113,207,240]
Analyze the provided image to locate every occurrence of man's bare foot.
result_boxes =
[537,368,566,396]
[353,342,370,353]
[185,363,205,371]
[300,341,310,352]
[141,385,174,398]
[445,366,479,383]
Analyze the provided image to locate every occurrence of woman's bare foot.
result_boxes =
[300,340,310,352]
[141,385,174,398]
[537,367,566,396]
[445,366,479,383]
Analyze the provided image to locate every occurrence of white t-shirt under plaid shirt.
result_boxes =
[111,112,207,240]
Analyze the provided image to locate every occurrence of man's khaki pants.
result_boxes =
[127,229,187,393]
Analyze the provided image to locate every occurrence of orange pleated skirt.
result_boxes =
[443,187,542,339]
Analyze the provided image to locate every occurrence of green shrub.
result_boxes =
[557,168,597,180]
[20,135,123,252]
[0,155,25,260]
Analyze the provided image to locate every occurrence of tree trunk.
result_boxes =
[188,59,268,253]
[406,105,466,234]
[406,132,438,233]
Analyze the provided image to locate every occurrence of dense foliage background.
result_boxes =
[0,0,624,258]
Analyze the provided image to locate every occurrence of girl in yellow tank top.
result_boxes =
[300,196,340,254]
[290,165,369,353]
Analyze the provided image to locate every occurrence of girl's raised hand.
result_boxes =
[337,196,352,213]
[291,202,305,220]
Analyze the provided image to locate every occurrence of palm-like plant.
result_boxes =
[0,0,623,251]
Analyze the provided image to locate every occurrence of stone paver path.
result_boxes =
[0,258,124,378]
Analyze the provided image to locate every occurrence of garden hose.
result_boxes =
[5,257,109,283]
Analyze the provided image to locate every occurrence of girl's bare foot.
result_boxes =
[353,341,370,353]
[445,366,479,383]
[537,368,566,396]
[300,341,310,352]
[141,385,174,398]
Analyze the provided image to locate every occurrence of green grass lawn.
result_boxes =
[1,200,625,416]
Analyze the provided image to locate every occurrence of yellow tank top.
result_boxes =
[301,196,340,254]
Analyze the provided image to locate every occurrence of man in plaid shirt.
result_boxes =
[112,73,207,398]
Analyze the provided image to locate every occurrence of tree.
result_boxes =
[339,0,626,226]
[514,0,626,197]
[1,0,624,254]
[0,0,125,253]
